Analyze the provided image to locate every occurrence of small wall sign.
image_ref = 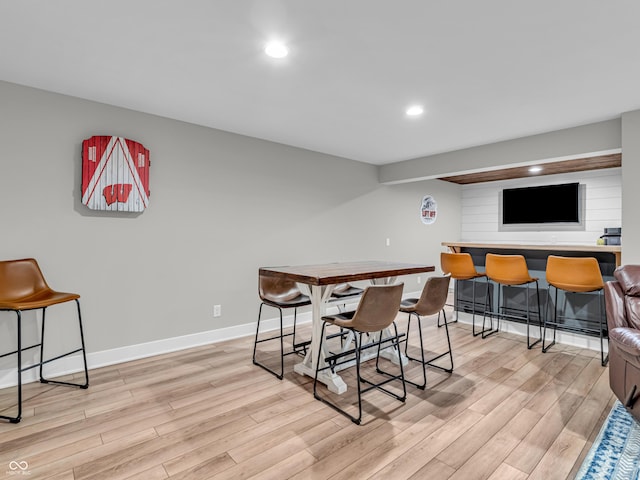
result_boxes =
[81,136,150,212]
[420,195,437,225]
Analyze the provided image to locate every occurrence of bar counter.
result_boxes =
[443,242,621,267]
[441,241,622,339]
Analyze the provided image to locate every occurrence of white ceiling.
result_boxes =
[2,1,640,165]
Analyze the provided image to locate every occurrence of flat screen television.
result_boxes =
[502,182,581,225]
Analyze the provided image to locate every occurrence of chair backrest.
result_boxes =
[350,283,404,333]
[441,252,480,280]
[0,258,49,303]
[332,283,351,295]
[485,253,532,285]
[613,265,640,330]
[412,274,451,317]
[546,255,603,292]
[259,275,303,304]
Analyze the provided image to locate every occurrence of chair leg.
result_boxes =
[2,300,91,425]
[542,286,558,353]
[0,311,23,423]
[438,281,458,327]
[526,282,542,349]
[313,324,362,424]
[482,282,499,338]
[403,312,427,389]
[354,333,363,425]
[369,324,407,401]
[404,311,454,389]
[473,278,494,337]
[599,291,609,366]
[315,323,406,425]
[425,309,454,374]
[252,303,284,379]
[38,300,90,388]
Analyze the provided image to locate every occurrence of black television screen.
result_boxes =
[502,182,580,224]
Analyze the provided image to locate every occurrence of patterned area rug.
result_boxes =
[576,401,640,479]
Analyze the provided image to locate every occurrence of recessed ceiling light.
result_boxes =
[529,166,543,173]
[406,105,424,117]
[265,41,289,59]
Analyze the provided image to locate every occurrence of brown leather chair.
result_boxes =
[253,275,311,379]
[314,283,405,425]
[399,274,453,389]
[0,258,89,423]
[604,265,640,421]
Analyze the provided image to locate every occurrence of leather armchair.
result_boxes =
[604,265,640,421]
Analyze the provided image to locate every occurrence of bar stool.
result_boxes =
[544,255,608,366]
[253,275,311,379]
[441,252,489,336]
[0,258,89,423]
[399,274,453,389]
[314,283,406,425]
[484,253,542,348]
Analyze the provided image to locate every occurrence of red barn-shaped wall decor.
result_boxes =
[81,136,150,212]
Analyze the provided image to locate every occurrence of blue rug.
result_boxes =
[576,401,640,479]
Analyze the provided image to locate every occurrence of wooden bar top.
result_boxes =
[442,241,621,266]
[259,261,434,286]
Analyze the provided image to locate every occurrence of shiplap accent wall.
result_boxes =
[460,168,622,245]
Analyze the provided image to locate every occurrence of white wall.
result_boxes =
[0,81,461,379]
[460,169,622,244]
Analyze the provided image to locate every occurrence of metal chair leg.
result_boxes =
[438,280,458,327]
[0,311,24,423]
[404,310,454,389]
[39,301,90,389]
[482,282,500,338]
[542,286,558,353]
[315,323,406,425]
[426,309,454,374]
[526,281,542,349]
[252,303,284,379]
[1,300,90,424]
[599,291,609,366]
[404,312,427,389]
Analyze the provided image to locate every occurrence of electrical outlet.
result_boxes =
[417,276,422,284]
[213,305,222,317]
[385,238,390,247]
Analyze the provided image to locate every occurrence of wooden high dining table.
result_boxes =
[259,261,435,394]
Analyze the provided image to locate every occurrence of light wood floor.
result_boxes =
[0,309,613,480]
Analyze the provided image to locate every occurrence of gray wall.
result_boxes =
[621,110,640,264]
[0,81,461,369]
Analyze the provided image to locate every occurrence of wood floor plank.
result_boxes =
[448,407,542,480]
